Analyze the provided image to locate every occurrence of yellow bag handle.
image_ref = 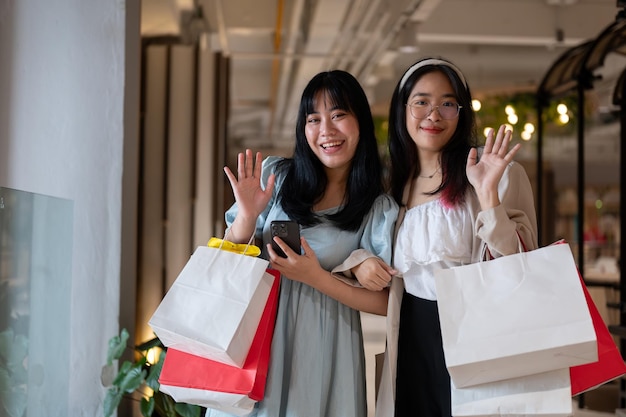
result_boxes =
[207,236,261,257]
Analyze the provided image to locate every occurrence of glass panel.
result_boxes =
[0,187,73,417]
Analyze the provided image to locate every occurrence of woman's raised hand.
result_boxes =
[224,149,275,226]
[466,124,521,209]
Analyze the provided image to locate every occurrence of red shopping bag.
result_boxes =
[570,272,626,396]
[158,269,280,415]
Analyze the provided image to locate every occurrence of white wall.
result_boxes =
[0,0,139,415]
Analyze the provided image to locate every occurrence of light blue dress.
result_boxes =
[205,156,398,417]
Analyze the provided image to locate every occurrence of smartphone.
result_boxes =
[270,220,301,258]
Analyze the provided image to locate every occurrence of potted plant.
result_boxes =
[101,328,202,417]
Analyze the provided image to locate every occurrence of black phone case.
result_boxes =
[270,220,301,258]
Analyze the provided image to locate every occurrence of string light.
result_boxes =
[521,122,535,141]
[557,102,570,124]
[524,122,535,134]
[473,95,574,143]
[503,104,518,125]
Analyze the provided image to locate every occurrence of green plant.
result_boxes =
[102,328,202,417]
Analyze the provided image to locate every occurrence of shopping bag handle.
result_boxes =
[207,229,261,257]
[482,231,526,261]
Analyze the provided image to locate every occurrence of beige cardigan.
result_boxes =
[374,160,538,417]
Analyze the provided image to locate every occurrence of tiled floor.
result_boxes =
[573,405,620,416]
[362,312,386,417]
[361,312,624,417]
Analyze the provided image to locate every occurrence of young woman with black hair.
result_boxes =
[370,58,539,417]
[206,70,398,417]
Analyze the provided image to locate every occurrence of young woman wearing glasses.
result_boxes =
[368,57,539,416]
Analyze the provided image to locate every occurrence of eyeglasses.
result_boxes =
[406,101,462,120]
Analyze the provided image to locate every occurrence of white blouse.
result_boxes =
[393,198,475,300]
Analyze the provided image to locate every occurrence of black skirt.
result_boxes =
[394,292,452,417]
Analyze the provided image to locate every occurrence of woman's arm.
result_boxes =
[305,268,389,315]
[330,194,400,291]
[476,162,538,257]
[467,125,538,257]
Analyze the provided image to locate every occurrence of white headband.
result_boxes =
[398,58,468,92]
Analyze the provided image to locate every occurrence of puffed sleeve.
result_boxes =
[475,161,539,258]
[331,193,399,285]
[224,156,285,239]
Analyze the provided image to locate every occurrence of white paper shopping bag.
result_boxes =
[435,242,596,388]
[158,269,280,416]
[160,386,257,416]
[451,368,572,417]
[149,245,273,368]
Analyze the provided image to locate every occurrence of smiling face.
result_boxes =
[406,71,460,155]
[305,90,360,175]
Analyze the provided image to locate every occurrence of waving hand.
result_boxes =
[223,149,275,242]
[466,125,520,209]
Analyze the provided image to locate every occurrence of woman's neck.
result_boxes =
[418,152,441,177]
[314,168,348,211]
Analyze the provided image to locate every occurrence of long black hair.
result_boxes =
[388,57,478,208]
[276,70,384,231]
